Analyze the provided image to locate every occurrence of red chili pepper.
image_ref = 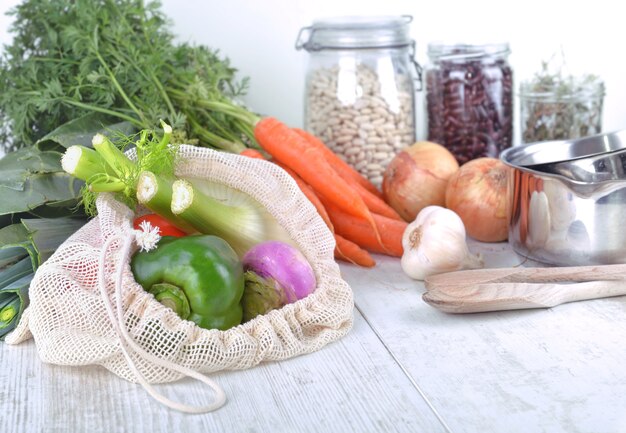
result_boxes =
[133,214,187,237]
[239,148,267,160]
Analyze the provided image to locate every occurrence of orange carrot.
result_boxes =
[349,180,403,221]
[276,162,377,267]
[255,117,380,238]
[278,173,374,268]
[274,161,334,231]
[335,234,376,267]
[321,197,407,257]
[293,128,383,199]
[239,148,267,159]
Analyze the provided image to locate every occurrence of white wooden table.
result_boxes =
[2,241,626,433]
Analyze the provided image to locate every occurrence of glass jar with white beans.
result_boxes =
[296,16,420,187]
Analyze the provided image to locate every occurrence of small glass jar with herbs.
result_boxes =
[518,65,605,144]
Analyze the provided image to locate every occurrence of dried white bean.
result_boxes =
[370,175,383,186]
[355,160,367,171]
[305,63,415,187]
[339,128,357,136]
[335,135,353,144]
[344,147,361,156]
[338,113,352,120]
[374,107,389,117]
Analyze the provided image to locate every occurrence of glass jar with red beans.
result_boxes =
[425,42,513,164]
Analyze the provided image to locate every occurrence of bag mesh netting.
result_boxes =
[7,145,354,399]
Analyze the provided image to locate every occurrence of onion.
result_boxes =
[382,141,459,222]
[445,157,510,242]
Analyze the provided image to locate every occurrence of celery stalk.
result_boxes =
[61,145,116,182]
[61,123,293,258]
[91,133,135,180]
[171,179,268,257]
[136,171,195,233]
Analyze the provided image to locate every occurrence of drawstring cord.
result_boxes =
[98,234,226,414]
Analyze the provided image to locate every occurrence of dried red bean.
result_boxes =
[426,52,513,164]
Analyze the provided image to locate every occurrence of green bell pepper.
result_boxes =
[130,234,244,330]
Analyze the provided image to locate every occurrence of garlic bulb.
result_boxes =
[401,206,484,280]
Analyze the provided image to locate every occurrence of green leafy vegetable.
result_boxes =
[36,112,136,151]
[0,0,252,153]
[0,147,84,225]
[0,216,85,339]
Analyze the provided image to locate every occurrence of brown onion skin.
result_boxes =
[445,157,509,242]
[383,141,459,222]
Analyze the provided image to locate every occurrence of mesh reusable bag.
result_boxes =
[6,145,354,411]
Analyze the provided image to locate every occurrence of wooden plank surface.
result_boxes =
[0,311,448,433]
[341,241,626,433]
[4,240,625,432]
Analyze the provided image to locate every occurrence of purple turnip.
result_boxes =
[241,241,316,321]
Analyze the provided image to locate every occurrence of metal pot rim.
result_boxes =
[500,130,626,186]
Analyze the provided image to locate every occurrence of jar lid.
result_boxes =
[295,15,413,51]
[427,42,510,61]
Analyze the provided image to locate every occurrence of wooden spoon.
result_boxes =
[423,265,626,313]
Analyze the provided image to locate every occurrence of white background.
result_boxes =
[0,0,623,145]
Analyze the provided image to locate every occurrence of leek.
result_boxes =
[0,274,32,338]
[0,217,85,340]
[0,145,89,341]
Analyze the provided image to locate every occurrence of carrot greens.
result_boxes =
[0,0,253,153]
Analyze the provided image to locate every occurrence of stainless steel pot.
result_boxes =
[500,130,626,266]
